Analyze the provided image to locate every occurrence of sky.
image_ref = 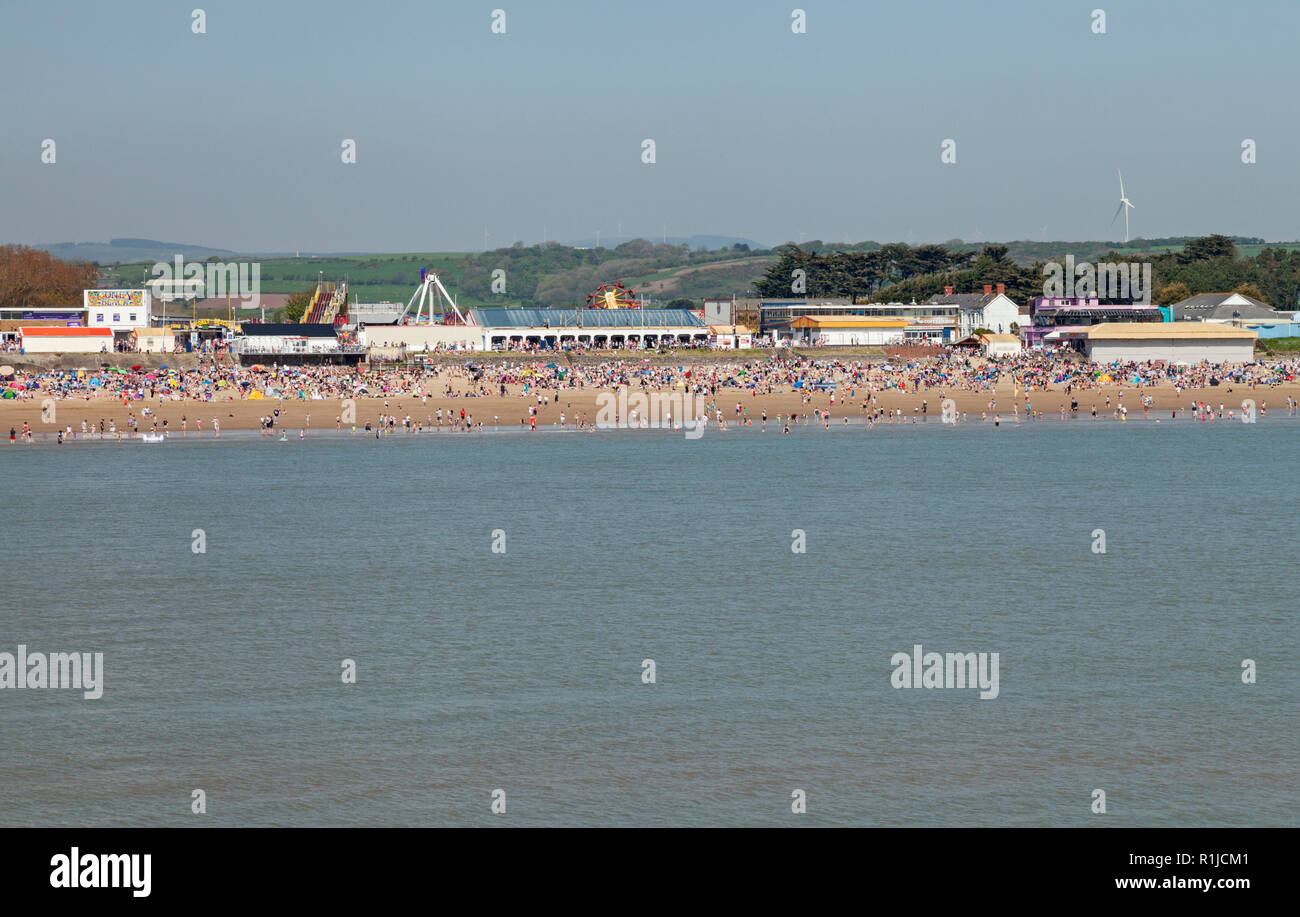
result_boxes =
[1,0,1297,253]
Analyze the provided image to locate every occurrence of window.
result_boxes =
[112,314,120,322]
[96,313,103,322]
[129,313,137,322]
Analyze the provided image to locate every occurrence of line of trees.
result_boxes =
[753,235,1300,310]
[754,243,1040,302]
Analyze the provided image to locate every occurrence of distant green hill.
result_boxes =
[30,238,239,264]
[94,241,775,309]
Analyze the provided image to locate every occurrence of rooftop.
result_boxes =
[1169,293,1278,321]
[241,323,338,338]
[20,326,111,336]
[1082,322,1257,340]
[467,308,705,329]
[790,317,908,328]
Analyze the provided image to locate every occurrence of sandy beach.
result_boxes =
[4,378,1296,436]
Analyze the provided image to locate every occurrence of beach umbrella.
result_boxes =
[0,365,15,379]
[131,364,143,371]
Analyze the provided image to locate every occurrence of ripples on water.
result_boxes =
[1,419,1296,825]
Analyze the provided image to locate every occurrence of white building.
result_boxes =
[788,317,908,346]
[978,333,1022,358]
[1082,322,1256,364]
[361,323,483,352]
[929,285,1022,338]
[469,307,708,350]
[132,328,177,353]
[1168,292,1279,324]
[20,326,113,353]
[708,324,753,349]
[84,289,153,335]
[349,301,407,329]
[235,323,341,356]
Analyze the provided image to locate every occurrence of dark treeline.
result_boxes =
[754,243,1041,302]
[754,236,1300,310]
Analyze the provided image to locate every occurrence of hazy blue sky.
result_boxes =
[2,0,1297,252]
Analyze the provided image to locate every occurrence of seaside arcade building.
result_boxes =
[467,308,709,350]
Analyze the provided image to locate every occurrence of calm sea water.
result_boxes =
[2,418,1297,826]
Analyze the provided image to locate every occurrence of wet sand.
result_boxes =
[3,379,1295,434]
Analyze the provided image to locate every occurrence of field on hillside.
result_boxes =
[98,252,471,306]
[95,248,775,309]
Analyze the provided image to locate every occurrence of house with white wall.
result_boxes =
[929,284,1022,338]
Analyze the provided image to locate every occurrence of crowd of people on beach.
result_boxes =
[4,349,1298,442]
[6,348,1297,402]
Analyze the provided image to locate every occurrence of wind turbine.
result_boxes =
[1112,170,1136,244]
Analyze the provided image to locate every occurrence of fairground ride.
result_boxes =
[398,269,469,325]
[585,282,638,309]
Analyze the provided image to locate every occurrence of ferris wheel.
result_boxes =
[586,282,637,309]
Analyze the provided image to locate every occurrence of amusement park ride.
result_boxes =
[394,271,641,324]
[398,269,469,325]
[586,282,638,309]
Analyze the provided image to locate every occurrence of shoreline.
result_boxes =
[6,404,1297,444]
[3,381,1296,434]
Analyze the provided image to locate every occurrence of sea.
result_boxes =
[1,416,1296,826]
